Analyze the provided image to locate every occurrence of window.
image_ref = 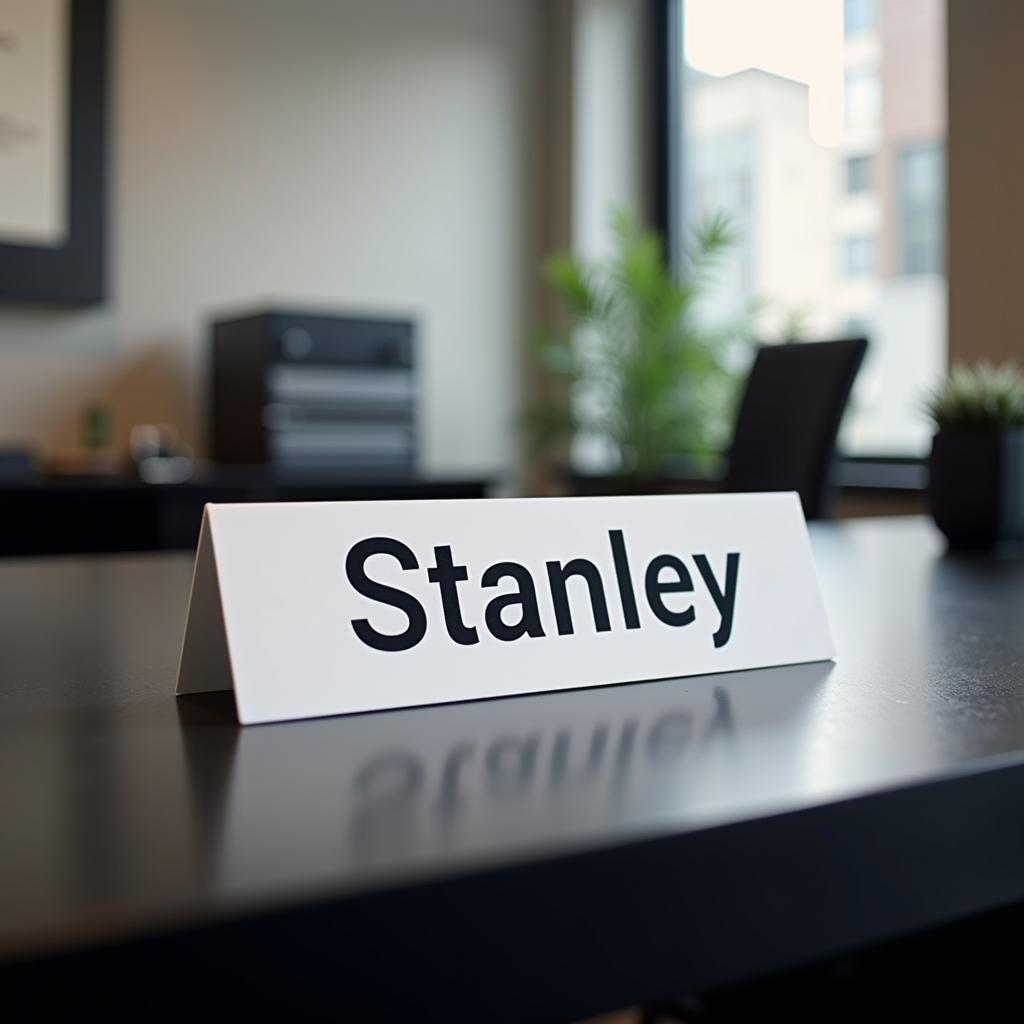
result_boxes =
[898,142,944,275]
[690,131,755,298]
[843,235,874,276]
[844,67,880,130]
[665,0,948,455]
[845,154,872,194]
[844,0,877,36]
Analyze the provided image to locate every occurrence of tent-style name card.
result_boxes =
[176,493,834,725]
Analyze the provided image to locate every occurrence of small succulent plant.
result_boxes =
[924,362,1024,431]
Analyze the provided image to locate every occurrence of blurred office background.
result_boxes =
[0,0,1019,551]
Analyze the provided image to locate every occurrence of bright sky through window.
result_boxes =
[684,0,845,146]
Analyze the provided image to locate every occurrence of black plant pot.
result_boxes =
[928,429,1024,549]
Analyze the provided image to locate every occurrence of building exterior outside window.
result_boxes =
[844,0,877,36]
[843,235,875,276]
[680,0,946,454]
[844,67,881,129]
[898,142,944,274]
[846,154,873,193]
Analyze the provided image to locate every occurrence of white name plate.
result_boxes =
[176,493,834,725]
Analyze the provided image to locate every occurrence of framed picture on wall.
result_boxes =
[0,0,107,305]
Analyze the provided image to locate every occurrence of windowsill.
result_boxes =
[567,455,928,494]
[836,454,927,491]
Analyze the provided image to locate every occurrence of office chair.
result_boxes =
[722,337,868,519]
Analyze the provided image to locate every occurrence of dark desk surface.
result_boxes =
[3,517,1024,1020]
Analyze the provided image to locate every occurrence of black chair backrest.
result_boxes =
[722,337,868,519]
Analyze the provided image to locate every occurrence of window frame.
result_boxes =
[896,140,945,276]
[650,0,927,473]
[843,0,878,39]
[842,234,876,277]
[844,66,882,130]
[845,154,873,195]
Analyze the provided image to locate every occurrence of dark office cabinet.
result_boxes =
[210,311,416,473]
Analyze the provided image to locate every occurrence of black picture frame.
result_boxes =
[0,0,108,305]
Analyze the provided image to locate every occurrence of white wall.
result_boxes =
[568,0,652,472]
[0,0,542,475]
[572,0,652,260]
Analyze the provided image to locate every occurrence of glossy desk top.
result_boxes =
[3,517,1024,1014]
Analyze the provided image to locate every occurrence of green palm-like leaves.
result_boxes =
[527,207,746,475]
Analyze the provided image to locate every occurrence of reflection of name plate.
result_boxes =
[217,663,833,891]
[0,0,68,246]
[176,493,834,724]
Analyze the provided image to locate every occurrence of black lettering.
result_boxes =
[546,558,611,635]
[693,553,740,648]
[428,545,479,646]
[644,554,695,627]
[481,561,546,641]
[346,537,427,652]
[608,529,641,629]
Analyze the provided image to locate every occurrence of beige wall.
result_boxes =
[0,0,543,475]
[948,0,1024,365]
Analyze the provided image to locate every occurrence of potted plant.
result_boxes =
[527,208,746,491]
[924,363,1024,549]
